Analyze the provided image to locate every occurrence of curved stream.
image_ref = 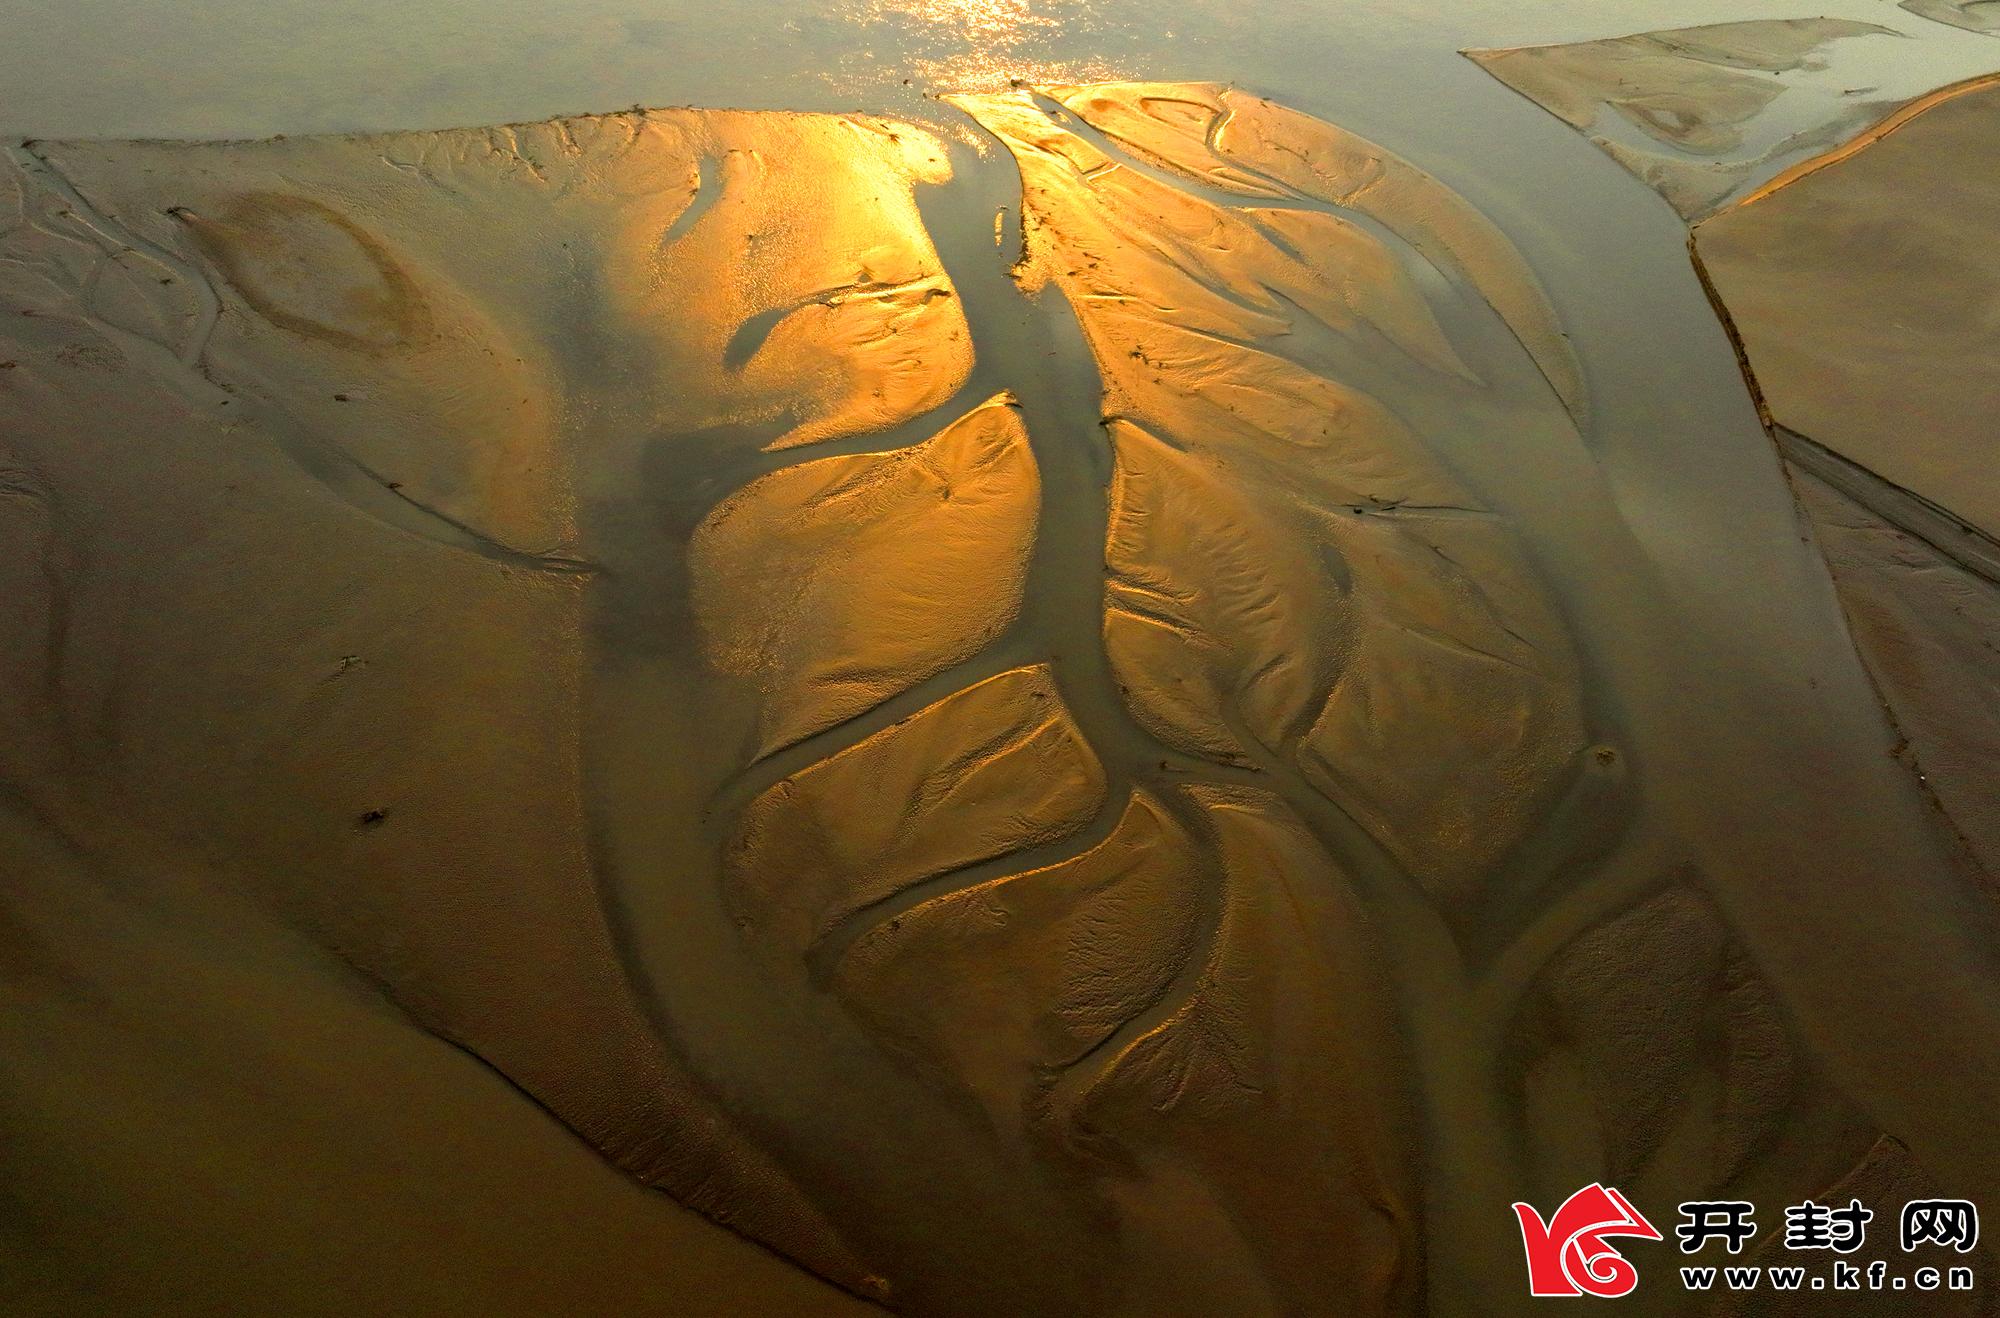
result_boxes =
[5,0,1998,1311]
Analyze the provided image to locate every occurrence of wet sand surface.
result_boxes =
[1469,19,1912,220]
[1902,0,2000,34]
[1695,74,2000,536]
[1690,74,2000,893]
[3,4,2000,1316]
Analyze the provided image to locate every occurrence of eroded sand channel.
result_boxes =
[3,29,1997,1315]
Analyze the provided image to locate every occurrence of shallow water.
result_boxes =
[6,1,2000,1312]
[6,0,1995,600]
[7,0,1997,135]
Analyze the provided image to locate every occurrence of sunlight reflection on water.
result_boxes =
[2,0,1995,141]
[832,0,1122,92]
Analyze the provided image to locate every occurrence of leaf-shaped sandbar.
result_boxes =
[691,395,1038,757]
[1065,787,1413,1309]
[1044,81,1585,418]
[726,666,1105,958]
[960,88,1587,902]
[833,791,1204,1131]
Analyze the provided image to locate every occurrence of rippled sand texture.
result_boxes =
[950,83,1590,899]
[0,86,1989,1314]
[0,111,960,1310]
[1468,19,1902,219]
[1693,76,2000,879]
[1466,37,2000,1306]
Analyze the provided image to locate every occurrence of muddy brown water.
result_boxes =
[3,2,1999,1315]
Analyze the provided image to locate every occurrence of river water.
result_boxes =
[6,0,1999,1309]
